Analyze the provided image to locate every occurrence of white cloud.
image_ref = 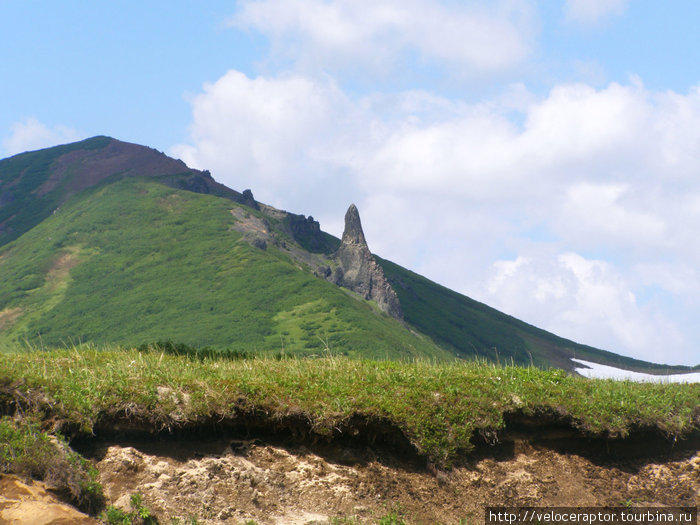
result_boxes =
[171,71,362,213]
[3,117,80,157]
[564,0,629,24]
[634,262,700,298]
[173,72,700,364]
[229,0,535,76]
[553,183,667,250]
[482,252,687,363]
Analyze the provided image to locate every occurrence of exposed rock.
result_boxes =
[247,235,268,250]
[241,189,260,210]
[286,213,338,254]
[331,204,403,320]
[315,265,331,278]
[91,439,700,525]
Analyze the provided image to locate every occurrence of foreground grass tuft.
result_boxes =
[1,346,698,467]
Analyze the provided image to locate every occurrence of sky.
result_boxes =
[1,1,699,365]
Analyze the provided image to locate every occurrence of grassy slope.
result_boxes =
[377,257,695,373]
[0,177,450,360]
[2,347,698,467]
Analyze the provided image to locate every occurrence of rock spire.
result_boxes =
[341,204,367,246]
[331,204,403,320]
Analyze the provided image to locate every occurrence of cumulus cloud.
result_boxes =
[173,71,700,364]
[564,0,629,24]
[482,252,687,364]
[2,117,80,157]
[229,0,535,76]
[171,71,363,214]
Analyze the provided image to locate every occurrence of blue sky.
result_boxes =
[1,1,699,365]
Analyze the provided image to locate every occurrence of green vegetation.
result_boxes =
[0,415,104,512]
[102,493,156,525]
[2,347,697,467]
[0,177,451,361]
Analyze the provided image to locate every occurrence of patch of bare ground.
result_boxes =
[45,248,81,287]
[35,139,194,197]
[229,208,271,237]
[0,475,97,525]
[77,431,699,525]
[0,307,22,331]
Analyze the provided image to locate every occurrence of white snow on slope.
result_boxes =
[572,358,700,383]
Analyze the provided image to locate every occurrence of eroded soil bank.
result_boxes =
[89,436,699,524]
[2,411,699,524]
[6,428,695,525]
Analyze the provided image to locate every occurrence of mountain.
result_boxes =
[0,137,693,372]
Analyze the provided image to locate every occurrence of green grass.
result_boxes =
[1,346,698,467]
[0,177,451,361]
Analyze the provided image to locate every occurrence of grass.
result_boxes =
[1,345,698,467]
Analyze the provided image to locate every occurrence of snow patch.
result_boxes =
[572,358,700,383]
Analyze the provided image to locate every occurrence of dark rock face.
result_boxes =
[331,205,403,320]
[286,213,338,254]
[240,189,260,210]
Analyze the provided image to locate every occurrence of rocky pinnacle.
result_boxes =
[331,204,403,320]
[341,204,367,246]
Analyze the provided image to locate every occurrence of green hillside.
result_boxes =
[0,176,450,360]
[1,137,693,372]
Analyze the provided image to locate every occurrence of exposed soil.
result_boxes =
[63,426,699,525]
[45,249,81,288]
[0,307,22,331]
[36,139,195,198]
[1,389,698,524]
[229,208,271,237]
[0,475,97,525]
[2,427,698,524]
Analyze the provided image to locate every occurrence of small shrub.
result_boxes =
[104,505,132,525]
[137,340,250,361]
[101,492,157,524]
[377,507,407,525]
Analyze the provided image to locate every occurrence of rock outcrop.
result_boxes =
[331,205,403,320]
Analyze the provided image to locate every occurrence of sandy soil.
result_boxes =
[0,475,97,525]
[85,435,699,524]
[2,431,697,524]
